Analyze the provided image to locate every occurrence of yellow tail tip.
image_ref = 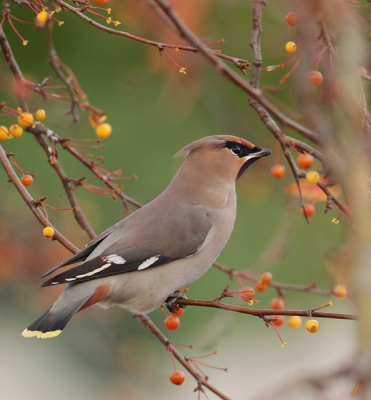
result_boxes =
[22,329,62,338]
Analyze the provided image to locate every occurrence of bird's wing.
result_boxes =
[42,205,213,286]
[41,220,126,278]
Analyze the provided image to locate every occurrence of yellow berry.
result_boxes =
[0,126,9,140]
[35,109,46,120]
[306,171,320,184]
[333,284,347,298]
[288,316,302,329]
[10,124,23,138]
[96,123,112,139]
[285,41,297,53]
[305,319,320,333]
[43,226,55,237]
[18,112,34,127]
[37,11,49,24]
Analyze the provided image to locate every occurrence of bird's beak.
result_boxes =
[252,147,272,158]
[236,146,272,180]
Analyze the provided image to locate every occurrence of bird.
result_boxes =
[22,135,271,339]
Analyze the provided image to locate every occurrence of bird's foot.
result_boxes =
[165,291,187,313]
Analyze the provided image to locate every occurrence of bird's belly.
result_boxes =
[99,205,236,314]
[98,250,215,314]
[98,240,229,314]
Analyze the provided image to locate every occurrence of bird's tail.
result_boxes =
[22,293,93,339]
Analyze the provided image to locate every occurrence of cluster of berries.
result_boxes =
[284,12,324,86]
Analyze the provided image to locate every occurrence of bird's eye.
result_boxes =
[229,143,243,156]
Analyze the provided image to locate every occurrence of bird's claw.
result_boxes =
[165,291,187,313]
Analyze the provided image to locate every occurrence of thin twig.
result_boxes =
[151,0,319,144]
[137,313,231,400]
[53,0,249,71]
[174,298,357,321]
[0,145,80,254]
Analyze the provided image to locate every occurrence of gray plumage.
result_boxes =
[23,135,271,338]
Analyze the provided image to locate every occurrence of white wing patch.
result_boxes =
[106,254,126,264]
[74,261,114,279]
[137,256,160,270]
[50,254,127,284]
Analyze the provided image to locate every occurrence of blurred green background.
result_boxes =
[0,1,355,399]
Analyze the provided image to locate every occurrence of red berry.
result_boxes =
[272,315,285,327]
[171,308,185,317]
[297,154,314,169]
[270,297,284,310]
[241,286,255,296]
[261,272,272,285]
[164,315,180,330]
[271,164,286,179]
[285,12,298,26]
[307,71,323,86]
[301,204,315,218]
[21,175,33,186]
[240,286,255,302]
[170,371,185,385]
[255,281,267,292]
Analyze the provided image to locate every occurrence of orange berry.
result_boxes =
[43,226,55,237]
[333,284,347,298]
[241,286,255,297]
[171,308,185,317]
[255,281,267,293]
[18,112,34,127]
[21,175,33,186]
[270,297,284,310]
[35,109,46,120]
[271,164,286,179]
[297,153,314,169]
[307,71,323,86]
[285,12,299,26]
[96,123,112,139]
[164,315,180,331]
[9,124,23,138]
[306,171,320,184]
[0,126,9,140]
[261,272,272,285]
[301,203,315,218]
[305,319,320,333]
[37,11,49,24]
[169,371,185,385]
[288,316,302,329]
[272,315,285,327]
[285,41,297,53]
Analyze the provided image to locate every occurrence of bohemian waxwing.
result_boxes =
[22,135,271,339]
